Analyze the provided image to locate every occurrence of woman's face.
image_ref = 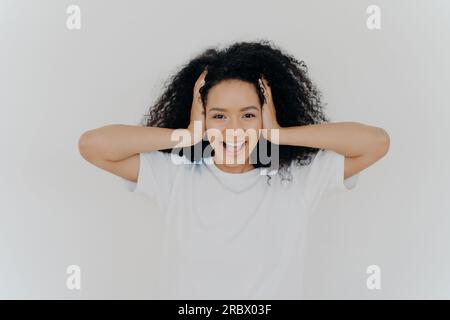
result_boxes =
[205,79,262,171]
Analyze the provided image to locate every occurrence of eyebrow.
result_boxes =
[208,106,259,113]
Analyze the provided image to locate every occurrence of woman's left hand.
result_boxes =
[259,75,281,142]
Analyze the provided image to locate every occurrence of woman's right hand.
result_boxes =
[187,68,208,145]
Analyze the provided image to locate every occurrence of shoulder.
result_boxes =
[288,149,343,181]
[141,150,197,165]
[139,150,202,178]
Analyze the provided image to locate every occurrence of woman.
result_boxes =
[78,40,390,299]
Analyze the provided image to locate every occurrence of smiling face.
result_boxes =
[204,79,262,173]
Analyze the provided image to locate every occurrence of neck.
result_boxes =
[213,161,255,174]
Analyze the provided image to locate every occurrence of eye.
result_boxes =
[212,114,225,119]
[243,113,256,118]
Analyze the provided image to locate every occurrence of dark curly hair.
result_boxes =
[141,39,329,183]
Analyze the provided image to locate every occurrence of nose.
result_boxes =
[222,118,250,142]
[228,116,252,130]
[223,128,246,143]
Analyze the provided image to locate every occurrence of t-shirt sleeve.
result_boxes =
[295,149,359,214]
[121,150,181,211]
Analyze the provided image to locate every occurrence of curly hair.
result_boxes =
[141,39,329,184]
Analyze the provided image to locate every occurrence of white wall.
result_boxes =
[1,0,449,299]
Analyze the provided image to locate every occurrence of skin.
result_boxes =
[187,70,278,173]
[204,79,262,173]
[257,76,390,179]
[78,70,390,182]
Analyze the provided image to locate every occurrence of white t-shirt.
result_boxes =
[122,149,358,299]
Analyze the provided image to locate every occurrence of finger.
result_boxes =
[258,79,269,106]
[261,77,271,96]
[195,69,208,89]
[258,77,266,96]
[258,77,265,90]
[200,69,208,83]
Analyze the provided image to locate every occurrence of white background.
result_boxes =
[1,0,449,299]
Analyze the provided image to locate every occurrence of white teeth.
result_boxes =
[225,142,245,147]
[223,141,246,153]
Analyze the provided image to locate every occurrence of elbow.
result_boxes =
[374,127,390,158]
[78,130,98,161]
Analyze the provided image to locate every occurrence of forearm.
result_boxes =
[78,124,189,161]
[278,121,390,157]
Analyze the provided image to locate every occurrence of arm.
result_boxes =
[277,122,390,179]
[78,124,191,182]
[78,69,208,183]
[258,77,390,180]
